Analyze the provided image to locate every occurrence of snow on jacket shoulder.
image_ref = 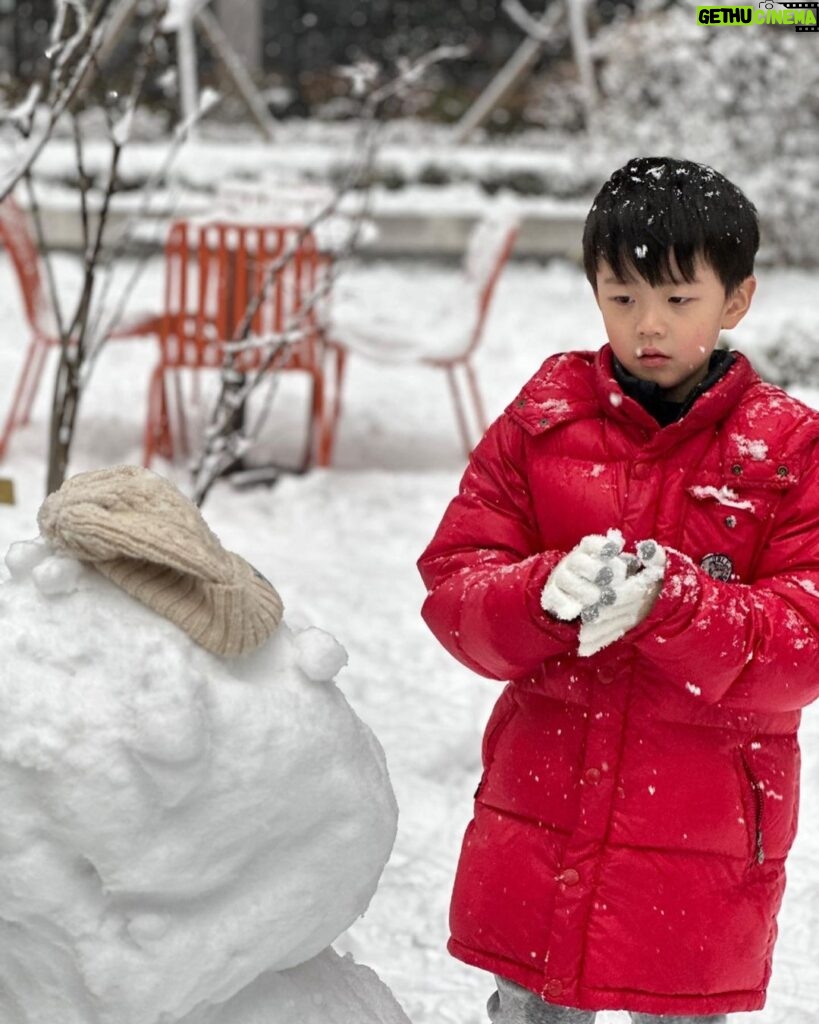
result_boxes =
[418,345,819,1016]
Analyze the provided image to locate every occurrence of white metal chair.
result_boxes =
[327,210,519,457]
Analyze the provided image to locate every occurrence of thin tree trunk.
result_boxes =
[46,246,97,495]
[46,350,81,495]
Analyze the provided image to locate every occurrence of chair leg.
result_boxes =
[143,366,173,467]
[316,343,347,467]
[314,395,332,468]
[0,403,16,460]
[311,366,329,469]
[143,366,160,468]
[172,370,189,459]
[445,364,475,459]
[330,343,348,431]
[297,371,320,472]
[463,359,488,436]
[444,360,488,459]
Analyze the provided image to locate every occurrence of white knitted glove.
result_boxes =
[577,539,666,658]
[541,529,627,622]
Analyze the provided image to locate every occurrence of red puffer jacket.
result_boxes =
[418,346,819,1016]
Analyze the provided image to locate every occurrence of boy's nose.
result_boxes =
[636,307,666,337]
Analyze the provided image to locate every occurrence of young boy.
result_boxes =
[418,156,819,1023]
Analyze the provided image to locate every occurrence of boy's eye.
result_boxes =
[668,296,692,305]
[610,295,633,305]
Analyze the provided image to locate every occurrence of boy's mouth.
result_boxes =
[636,347,671,366]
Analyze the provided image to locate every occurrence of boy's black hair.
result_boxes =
[583,157,759,295]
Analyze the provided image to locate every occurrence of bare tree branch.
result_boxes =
[0,17,107,201]
[48,0,93,75]
[504,0,597,128]
[452,6,563,143]
[502,0,565,43]
[0,83,43,133]
[85,88,223,366]
[42,3,169,493]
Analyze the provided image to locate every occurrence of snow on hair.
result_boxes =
[582,156,759,295]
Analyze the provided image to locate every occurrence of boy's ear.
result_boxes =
[722,275,756,329]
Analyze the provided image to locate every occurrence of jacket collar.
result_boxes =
[508,345,759,442]
[612,350,736,427]
[595,345,759,443]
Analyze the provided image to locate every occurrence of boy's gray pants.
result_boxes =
[487,976,728,1024]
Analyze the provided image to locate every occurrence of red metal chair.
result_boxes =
[328,211,519,457]
[143,219,336,470]
[0,195,160,460]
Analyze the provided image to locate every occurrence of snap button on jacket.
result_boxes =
[418,346,819,1016]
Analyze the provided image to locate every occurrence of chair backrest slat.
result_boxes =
[159,219,329,374]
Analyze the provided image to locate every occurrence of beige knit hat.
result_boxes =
[37,465,284,657]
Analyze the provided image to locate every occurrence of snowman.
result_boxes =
[0,465,408,1024]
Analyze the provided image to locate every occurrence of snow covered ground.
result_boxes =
[1,250,819,1023]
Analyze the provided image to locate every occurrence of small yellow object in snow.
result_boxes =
[0,477,15,505]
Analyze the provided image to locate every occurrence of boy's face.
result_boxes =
[594,255,756,403]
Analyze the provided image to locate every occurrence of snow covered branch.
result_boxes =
[0,19,107,202]
[47,0,93,75]
[502,0,565,43]
[507,0,597,128]
[368,45,470,108]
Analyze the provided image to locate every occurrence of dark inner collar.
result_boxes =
[612,349,736,427]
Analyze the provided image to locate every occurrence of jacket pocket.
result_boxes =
[736,734,801,866]
[738,747,766,866]
[685,482,780,582]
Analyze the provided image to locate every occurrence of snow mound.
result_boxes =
[187,947,411,1024]
[0,540,399,1024]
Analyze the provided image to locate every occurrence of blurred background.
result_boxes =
[1,0,816,263]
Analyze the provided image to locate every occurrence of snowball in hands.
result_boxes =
[541,531,665,657]
[577,538,665,657]
[0,540,400,1024]
[541,529,628,621]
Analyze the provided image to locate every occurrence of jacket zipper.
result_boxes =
[740,749,765,866]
